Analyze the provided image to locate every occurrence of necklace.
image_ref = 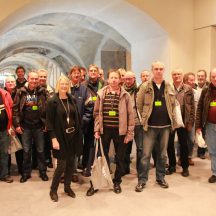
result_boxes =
[60,98,70,124]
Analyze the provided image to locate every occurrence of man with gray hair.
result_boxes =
[166,68,195,177]
[136,61,177,191]
[123,71,143,176]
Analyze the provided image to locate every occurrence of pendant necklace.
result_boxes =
[60,98,70,124]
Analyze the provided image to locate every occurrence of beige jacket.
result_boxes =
[137,80,178,131]
[93,86,135,141]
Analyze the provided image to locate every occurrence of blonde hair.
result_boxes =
[55,75,71,93]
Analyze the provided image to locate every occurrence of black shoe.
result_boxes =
[86,186,99,196]
[208,175,216,183]
[113,183,122,194]
[71,174,79,183]
[165,166,176,175]
[156,179,169,188]
[40,173,49,181]
[0,176,13,183]
[64,187,76,198]
[199,155,206,159]
[82,169,91,177]
[50,191,58,202]
[181,168,189,177]
[47,163,53,168]
[135,183,145,192]
[20,175,31,183]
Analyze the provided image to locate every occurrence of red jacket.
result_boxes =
[0,88,13,130]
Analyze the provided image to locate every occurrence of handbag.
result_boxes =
[8,135,23,154]
[173,99,185,128]
[91,138,113,190]
[195,131,207,148]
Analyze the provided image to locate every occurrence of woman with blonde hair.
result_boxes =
[46,75,82,202]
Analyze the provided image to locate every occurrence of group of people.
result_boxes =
[0,61,216,203]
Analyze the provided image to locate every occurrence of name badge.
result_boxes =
[32,105,38,110]
[109,111,116,116]
[210,101,216,107]
[155,101,162,106]
[90,96,97,101]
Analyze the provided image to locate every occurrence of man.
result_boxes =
[13,71,48,183]
[196,69,209,159]
[38,69,54,168]
[0,87,13,183]
[140,70,150,83]
[117,68,126,86]
[183,72,199,165]
[166,69,195,177]
[82,64,106,176]
[80,67,87,83]
[136,61,178,191]
[15,66,27,89]
[123,71,143,177]
[68,66,91,181]
[196,68,216,183]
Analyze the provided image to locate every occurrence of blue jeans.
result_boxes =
[138,127,170,184]
[134,125,144,173]
[0,130,10,178]
[21,128,46,176]
[205,122,216,176]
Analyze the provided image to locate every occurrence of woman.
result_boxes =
[46,75,82,202]
[5,76,23,177]
[88,69,134,195]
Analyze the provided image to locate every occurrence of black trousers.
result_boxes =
[167,127,189,169]
[8,149,23,175]
[44,132,52,164]
[82,120,95,171]
[50,158,74,192]
[101,128,127,184]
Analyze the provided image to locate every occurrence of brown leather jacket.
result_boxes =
[195,83,214,129]
[174,83,195,129]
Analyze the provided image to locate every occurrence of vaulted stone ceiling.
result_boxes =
[0,12,130,79]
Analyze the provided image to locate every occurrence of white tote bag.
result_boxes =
[195,131,207,148]
[91,138,113,190]
[173,99,185,128]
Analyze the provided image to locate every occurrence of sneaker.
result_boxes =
[135,183,145,192]
[208,175,216,183]
[0,176,13,183]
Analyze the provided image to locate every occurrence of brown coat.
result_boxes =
[174,83,195,128]
[94,86,135,141]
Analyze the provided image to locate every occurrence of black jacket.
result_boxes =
[46,93,82,159]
